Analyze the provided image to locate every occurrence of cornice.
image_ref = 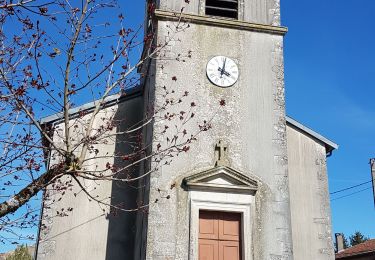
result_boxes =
[183,166,258,192]
[154,9,288,36]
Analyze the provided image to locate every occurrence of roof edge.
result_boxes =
[336,249,375,259]
[39,92,338,154]
[335,239,375,259]
[40,87,142,125]
[286,116,338,153]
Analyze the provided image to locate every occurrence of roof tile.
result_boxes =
[336,239,375,259]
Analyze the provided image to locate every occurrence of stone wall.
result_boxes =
[157,0,281,25]
[287,124,335,260]
[37,95,143,260]
[144,17,293,260]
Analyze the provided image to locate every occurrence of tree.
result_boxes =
[0,0,218,246]
[349,231,369,247]
[343,234,349,249]
[5,245,32,260]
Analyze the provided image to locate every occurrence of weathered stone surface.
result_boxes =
[37,97,144,260]
[287,126,334,260]
[158,0,281,25]
[143,15,293,259]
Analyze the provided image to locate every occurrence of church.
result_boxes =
[36,0,338,259]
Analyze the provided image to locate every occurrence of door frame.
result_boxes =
[189,190,254,260]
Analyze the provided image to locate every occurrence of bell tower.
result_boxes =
[156,0,281,26]
[140,0,292,259]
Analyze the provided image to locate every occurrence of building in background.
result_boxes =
[336,239,375,260]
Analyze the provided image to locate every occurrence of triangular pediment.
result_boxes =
[183,166,258,192]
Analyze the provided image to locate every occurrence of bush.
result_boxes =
[5,245,32,260]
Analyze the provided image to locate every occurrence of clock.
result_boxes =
[206,56,239,87]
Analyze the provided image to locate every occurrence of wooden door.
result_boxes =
[199,210,241,260]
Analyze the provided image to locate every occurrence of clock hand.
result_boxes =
[218,67,230,77]
[220,58,227,78]
[218,67,224,78]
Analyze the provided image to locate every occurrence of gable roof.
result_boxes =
[336,239,375,259]
[286,116,338,154]
[39,89,338,155]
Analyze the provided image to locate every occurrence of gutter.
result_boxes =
[286,116,338,156]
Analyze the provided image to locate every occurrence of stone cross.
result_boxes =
[215,140,229,166]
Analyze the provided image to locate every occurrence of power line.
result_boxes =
[330,179,373,195]
[330,186,372,201]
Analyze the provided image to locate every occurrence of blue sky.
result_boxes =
[282,1,375,239]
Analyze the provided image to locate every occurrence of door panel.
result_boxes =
[219,241,240,260]
[199,239,218,260]
[199,211,242,260]
[219,212,241,241]
[199,211,219,240]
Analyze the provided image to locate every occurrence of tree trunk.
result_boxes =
[0,167,62,218]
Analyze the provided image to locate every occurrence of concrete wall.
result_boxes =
[157,0,281,25]
[37,95,143,260]
[144,16,293,259]
[287,124,334,260]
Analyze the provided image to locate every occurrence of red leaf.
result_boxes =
[119,29,126,36]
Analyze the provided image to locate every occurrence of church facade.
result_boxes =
[36,0,338,260]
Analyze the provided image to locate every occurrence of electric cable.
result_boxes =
[330,179,373,195]
[330,186,372,201]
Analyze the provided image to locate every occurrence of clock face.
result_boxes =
[206,56,239,87]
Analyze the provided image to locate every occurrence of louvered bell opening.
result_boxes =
[205,0,238,19]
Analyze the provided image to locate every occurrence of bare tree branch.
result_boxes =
[0,166,65,218]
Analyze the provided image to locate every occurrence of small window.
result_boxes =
[205,0,238,19]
